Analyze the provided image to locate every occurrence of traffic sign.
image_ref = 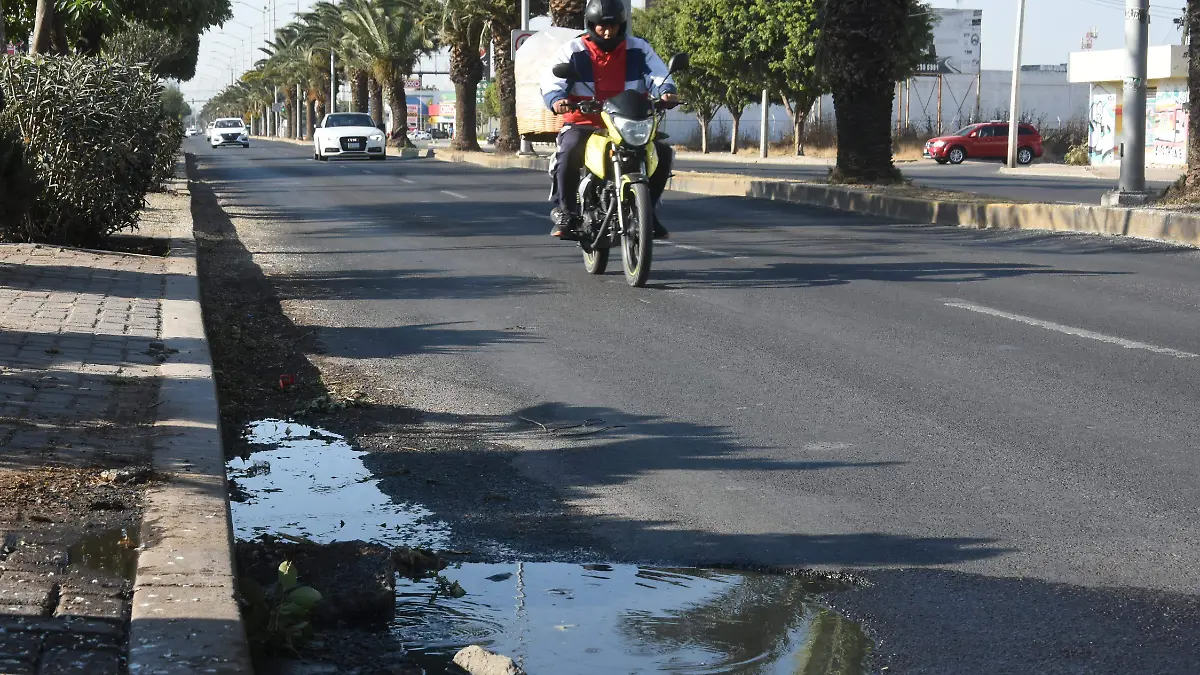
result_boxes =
[511,29,537,54]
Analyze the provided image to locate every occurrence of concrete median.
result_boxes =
[434,150,1200,249]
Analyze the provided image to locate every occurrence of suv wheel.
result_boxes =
[1017,147,1034,165]
[948,147,966,165]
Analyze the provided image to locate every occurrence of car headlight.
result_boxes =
[932,140,946,147]
[612,115,655,146]
[369,134,384,142]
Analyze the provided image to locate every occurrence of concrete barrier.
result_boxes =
[433,150,1200,249]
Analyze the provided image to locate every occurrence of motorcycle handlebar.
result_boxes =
[554,98,682,115]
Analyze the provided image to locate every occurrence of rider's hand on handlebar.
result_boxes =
[553,99,572,115]
[660,92,680,109]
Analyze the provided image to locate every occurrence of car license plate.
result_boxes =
[347,142,361,150]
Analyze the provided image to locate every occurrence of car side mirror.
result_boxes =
[968,131,978,138]
[667,53,690,75]
[552,63,580,80]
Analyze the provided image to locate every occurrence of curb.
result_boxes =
[433,151,1200,249]
[127,158,253,674]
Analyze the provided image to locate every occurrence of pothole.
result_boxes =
[67,526,140,582]
[396,562,869,674]
[227,420,870,674]
[227,419,450,548]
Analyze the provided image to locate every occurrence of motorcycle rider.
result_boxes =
[542,0,679,240]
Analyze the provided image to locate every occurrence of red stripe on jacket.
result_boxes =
[564,36,628,128]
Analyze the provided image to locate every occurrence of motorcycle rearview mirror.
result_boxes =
[667,53,690,75]
[552,63,580,80]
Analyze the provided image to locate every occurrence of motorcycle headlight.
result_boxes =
[612,115,655,146]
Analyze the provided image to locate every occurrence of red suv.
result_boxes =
[923,122,1043,165]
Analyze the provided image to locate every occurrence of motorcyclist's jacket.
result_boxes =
[542,33,677,128]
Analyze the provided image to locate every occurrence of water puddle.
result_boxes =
[227,419,450,549]
[68,527,139,581]
[396,562,869,675]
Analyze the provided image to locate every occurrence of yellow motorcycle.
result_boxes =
[551,54,688,287]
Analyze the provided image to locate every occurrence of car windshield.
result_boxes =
[325,114,376,128]
[951,125,977,136]
[215,120,244,128]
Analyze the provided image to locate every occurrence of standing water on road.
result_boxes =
[397,562,869,675]
[227,420,869,674]
[227,419,450,548]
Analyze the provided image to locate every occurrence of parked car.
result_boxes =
[313,112,387,161]
[410,129,431,141]
[429,128,450,140]
[209,118,250,148]
[924,122,1043,165]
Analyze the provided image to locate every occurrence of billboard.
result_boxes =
[918,9,983,75]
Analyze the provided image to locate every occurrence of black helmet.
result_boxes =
[585,0,627,52]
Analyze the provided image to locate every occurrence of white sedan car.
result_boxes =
[209,118,250,148]
[314,113,387,161]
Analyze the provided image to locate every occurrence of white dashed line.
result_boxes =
[661,241,730,257]
[518,210,544,219]
[442,190,468,199]
[943,299,1198,359]
[362,169,375,174]
[400,178,416,184]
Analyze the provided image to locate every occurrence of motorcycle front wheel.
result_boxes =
[621,183,653,287]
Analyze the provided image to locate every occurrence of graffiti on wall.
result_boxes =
[1089,93,1118,164]
[1149,89,1188,166]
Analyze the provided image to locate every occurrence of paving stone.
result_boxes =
[0,657,37,675]
[35,647,119,675]
[53,593,126,622]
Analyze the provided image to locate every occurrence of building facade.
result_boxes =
[1069,45,1188,167]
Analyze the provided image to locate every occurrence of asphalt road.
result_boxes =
[191,138,1200,674]
[675,156,1177,205]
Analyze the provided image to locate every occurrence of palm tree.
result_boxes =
[1186,1,1200,190]
[340,0,437,147]
[261,26,310,139]
[549,0,585,29]
[440,0,490,151]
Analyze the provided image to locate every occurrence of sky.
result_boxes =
[179,0,1188,110]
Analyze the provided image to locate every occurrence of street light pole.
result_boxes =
[1005,0,1026,169]
[1104,0,1152,206]
[759,89,769,158]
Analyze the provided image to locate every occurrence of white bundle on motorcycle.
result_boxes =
[515,27,584,142]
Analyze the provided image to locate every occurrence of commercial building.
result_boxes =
[1069,45,1188,167]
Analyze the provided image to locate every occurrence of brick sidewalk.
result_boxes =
[0,199,176,675]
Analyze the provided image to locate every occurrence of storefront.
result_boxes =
[1068,45,1188,167]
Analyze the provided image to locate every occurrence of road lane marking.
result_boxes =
[362,169,375,174]
[442,190,468,199]
[400,178,416,184]
[943,299,1198,359]
[518,210,543,219]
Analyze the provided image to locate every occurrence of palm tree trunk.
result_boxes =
[1187,0,1200,189]
[286,88,298,140]
[385,78,411,147]
[369,77,384,129]
[353,71,369,113]
[31,0,54,55]
[831,83,897,183]
[550,0,585,29]
[51,9,68,55]
[306,97,316,140]
[453,80,481,152]
[491,26,519,154]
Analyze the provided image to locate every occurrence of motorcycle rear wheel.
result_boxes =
[621,183,653,287]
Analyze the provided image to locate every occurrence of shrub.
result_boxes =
[0,56,176,246]
[0,128,33,235]
[1064,143,1090,166]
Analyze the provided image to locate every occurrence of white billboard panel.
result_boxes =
[920,9,983,75]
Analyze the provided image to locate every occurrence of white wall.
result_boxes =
[654,69,1089,148]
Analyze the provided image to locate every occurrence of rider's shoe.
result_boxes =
[652,215,669,240]
[550,207,580,240]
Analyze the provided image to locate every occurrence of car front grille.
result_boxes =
[340,137,366,151]
[221,133,240,141]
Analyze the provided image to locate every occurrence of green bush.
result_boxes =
[0,128,33,235]
[0,55,179,246]
[1064,143,1090,167]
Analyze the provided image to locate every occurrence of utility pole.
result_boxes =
[1005,0,1027,168]
[759,89,769,158]
[518,0,535,156]
[1103,0,1151,206]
